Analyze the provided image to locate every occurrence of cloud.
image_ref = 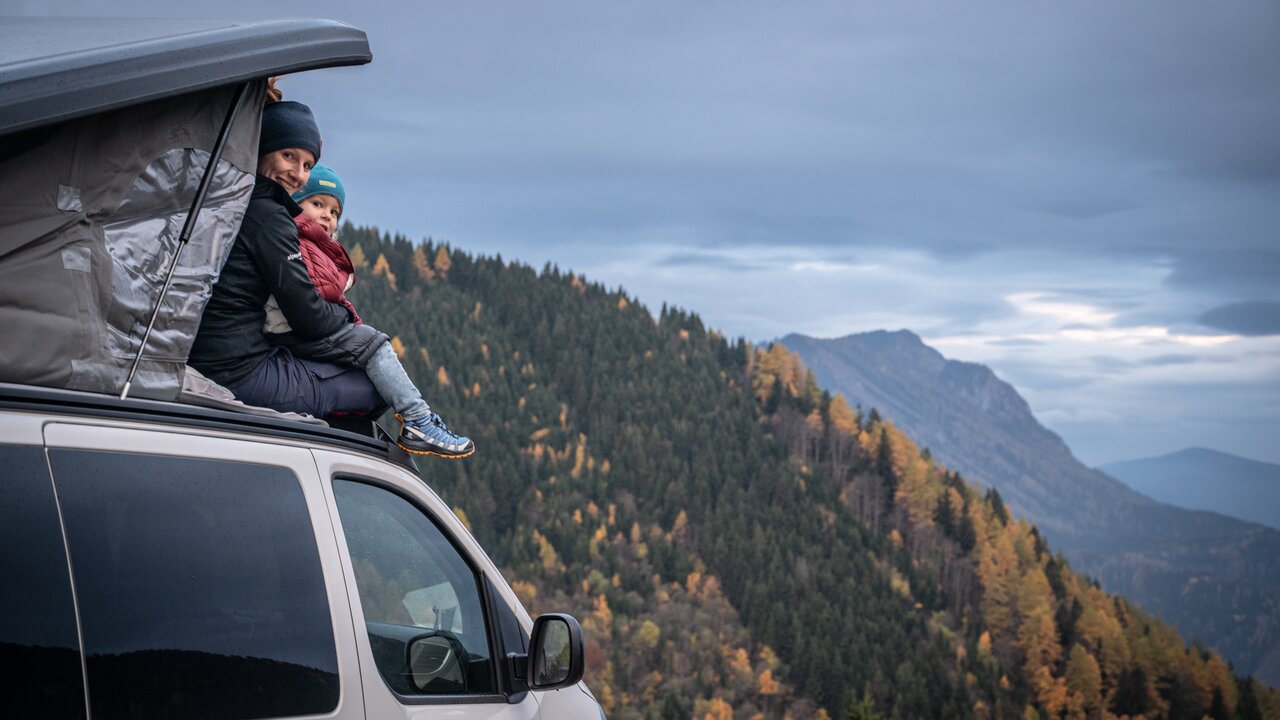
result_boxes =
[788,260,878,274]
[1005,293,1118,326]
[1198,301,1280,337]
[1087,355,1136,372]
[1165,244,1280,297]
[1141,354,1220,367]
[656,251,761,273]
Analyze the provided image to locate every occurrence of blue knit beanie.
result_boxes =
[293,164,346,211]
[259,100,322,161]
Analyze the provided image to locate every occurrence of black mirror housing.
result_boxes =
[404,631,467,694]
[522,613,585,690]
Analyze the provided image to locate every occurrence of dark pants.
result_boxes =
[229,346,387,419]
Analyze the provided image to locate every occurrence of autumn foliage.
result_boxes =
[339,224,1278,720]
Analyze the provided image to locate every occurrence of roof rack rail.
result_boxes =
[0,383,418,474]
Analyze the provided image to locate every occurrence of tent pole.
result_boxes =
[120,80,253,400]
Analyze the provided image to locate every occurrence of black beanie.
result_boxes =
[259,101,322,161]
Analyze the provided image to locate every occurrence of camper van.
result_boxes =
[0,18,604,720]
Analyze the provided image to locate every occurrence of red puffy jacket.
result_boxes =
[295,216,362,324]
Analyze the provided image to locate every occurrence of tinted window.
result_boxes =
[333,479,497,697]
[0,444,86,719]
[49,449,339,720]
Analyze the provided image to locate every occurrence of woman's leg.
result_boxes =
[230,347,385,418]
[364,342,431,422]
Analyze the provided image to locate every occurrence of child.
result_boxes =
[263,165,474,458]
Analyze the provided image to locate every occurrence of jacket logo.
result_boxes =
[287,252,303,261]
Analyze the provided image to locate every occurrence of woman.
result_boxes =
[189,97,385,421]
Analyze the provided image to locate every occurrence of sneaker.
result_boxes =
[398,413,475,458]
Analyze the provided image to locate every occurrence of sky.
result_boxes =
[13,1,1280,466]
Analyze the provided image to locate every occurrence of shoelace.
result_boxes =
[410,415,465,442]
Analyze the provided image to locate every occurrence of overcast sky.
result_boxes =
[16,1,1280,466]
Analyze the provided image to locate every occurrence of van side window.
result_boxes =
[0,445,87,719]
[48,450,340,720]
[332,479,498,697]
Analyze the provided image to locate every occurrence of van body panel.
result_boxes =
[40,421,366,720]
[1,368,599,717]
[0,408,45,443]
[313,449,542,720]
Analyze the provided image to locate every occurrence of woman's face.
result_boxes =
[258,148,315,194]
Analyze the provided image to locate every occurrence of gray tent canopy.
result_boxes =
[0,18,371,136]
[0,18,371,401]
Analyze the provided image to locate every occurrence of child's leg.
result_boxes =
[364,342,432,422]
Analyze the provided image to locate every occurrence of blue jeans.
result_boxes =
[364,342,431,422]
[230,346,387,419]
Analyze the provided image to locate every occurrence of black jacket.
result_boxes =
[190,175,350,387]
[268,323,390,368]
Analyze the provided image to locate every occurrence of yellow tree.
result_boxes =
[1072,585,1129,694]
[412,244,435,281]
[829,393,859,435]
[979,525,1020,640]
[896,451,937,528]
[371,253,398,290]
[882,423,920,479]
[751,343,796,404]
[827,393,861,480]
[348,243,368,269]
[1016,563,1069,717]
[1202,653,1237,715]
[433,245,452,279]
[1064,644,1102,718]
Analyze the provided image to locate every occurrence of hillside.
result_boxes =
[341,226,1278,719]
[783,331,1280,686]
[1103,449,1280,532]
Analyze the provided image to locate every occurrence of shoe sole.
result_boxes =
[395,413,475,459]
[397,442,476,460]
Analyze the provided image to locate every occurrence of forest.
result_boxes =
[340,225,1279,720]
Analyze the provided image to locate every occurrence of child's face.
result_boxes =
[299,193,342,236]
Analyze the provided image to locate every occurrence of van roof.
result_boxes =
[0,382,418,473]
[0,17,372,136]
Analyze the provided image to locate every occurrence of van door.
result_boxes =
[41,423,365,720]
[311,449,539,720]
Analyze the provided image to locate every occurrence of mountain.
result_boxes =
[334,227,1279,718]
[783,330,1280,686]
[1103,448,1280,531]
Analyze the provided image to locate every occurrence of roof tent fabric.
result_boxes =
[0,18,371,135]
[0,82,265,400]
[0,18,371,402]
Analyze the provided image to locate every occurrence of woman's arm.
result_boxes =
[248,209,351,339]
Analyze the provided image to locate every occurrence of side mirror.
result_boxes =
[405,631,467,694]
[522,613,585,690]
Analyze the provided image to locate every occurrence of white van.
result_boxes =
[0,18,604,720]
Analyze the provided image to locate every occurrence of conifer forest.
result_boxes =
[341,226,1280,720]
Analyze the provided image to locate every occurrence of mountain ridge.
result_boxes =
[1103,448,1280,532]
[783,329,1280,685]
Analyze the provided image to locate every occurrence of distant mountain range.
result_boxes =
[1103,448,1280,532]
[783,329,1280,685]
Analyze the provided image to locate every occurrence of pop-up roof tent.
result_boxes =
[0,18,371,401]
